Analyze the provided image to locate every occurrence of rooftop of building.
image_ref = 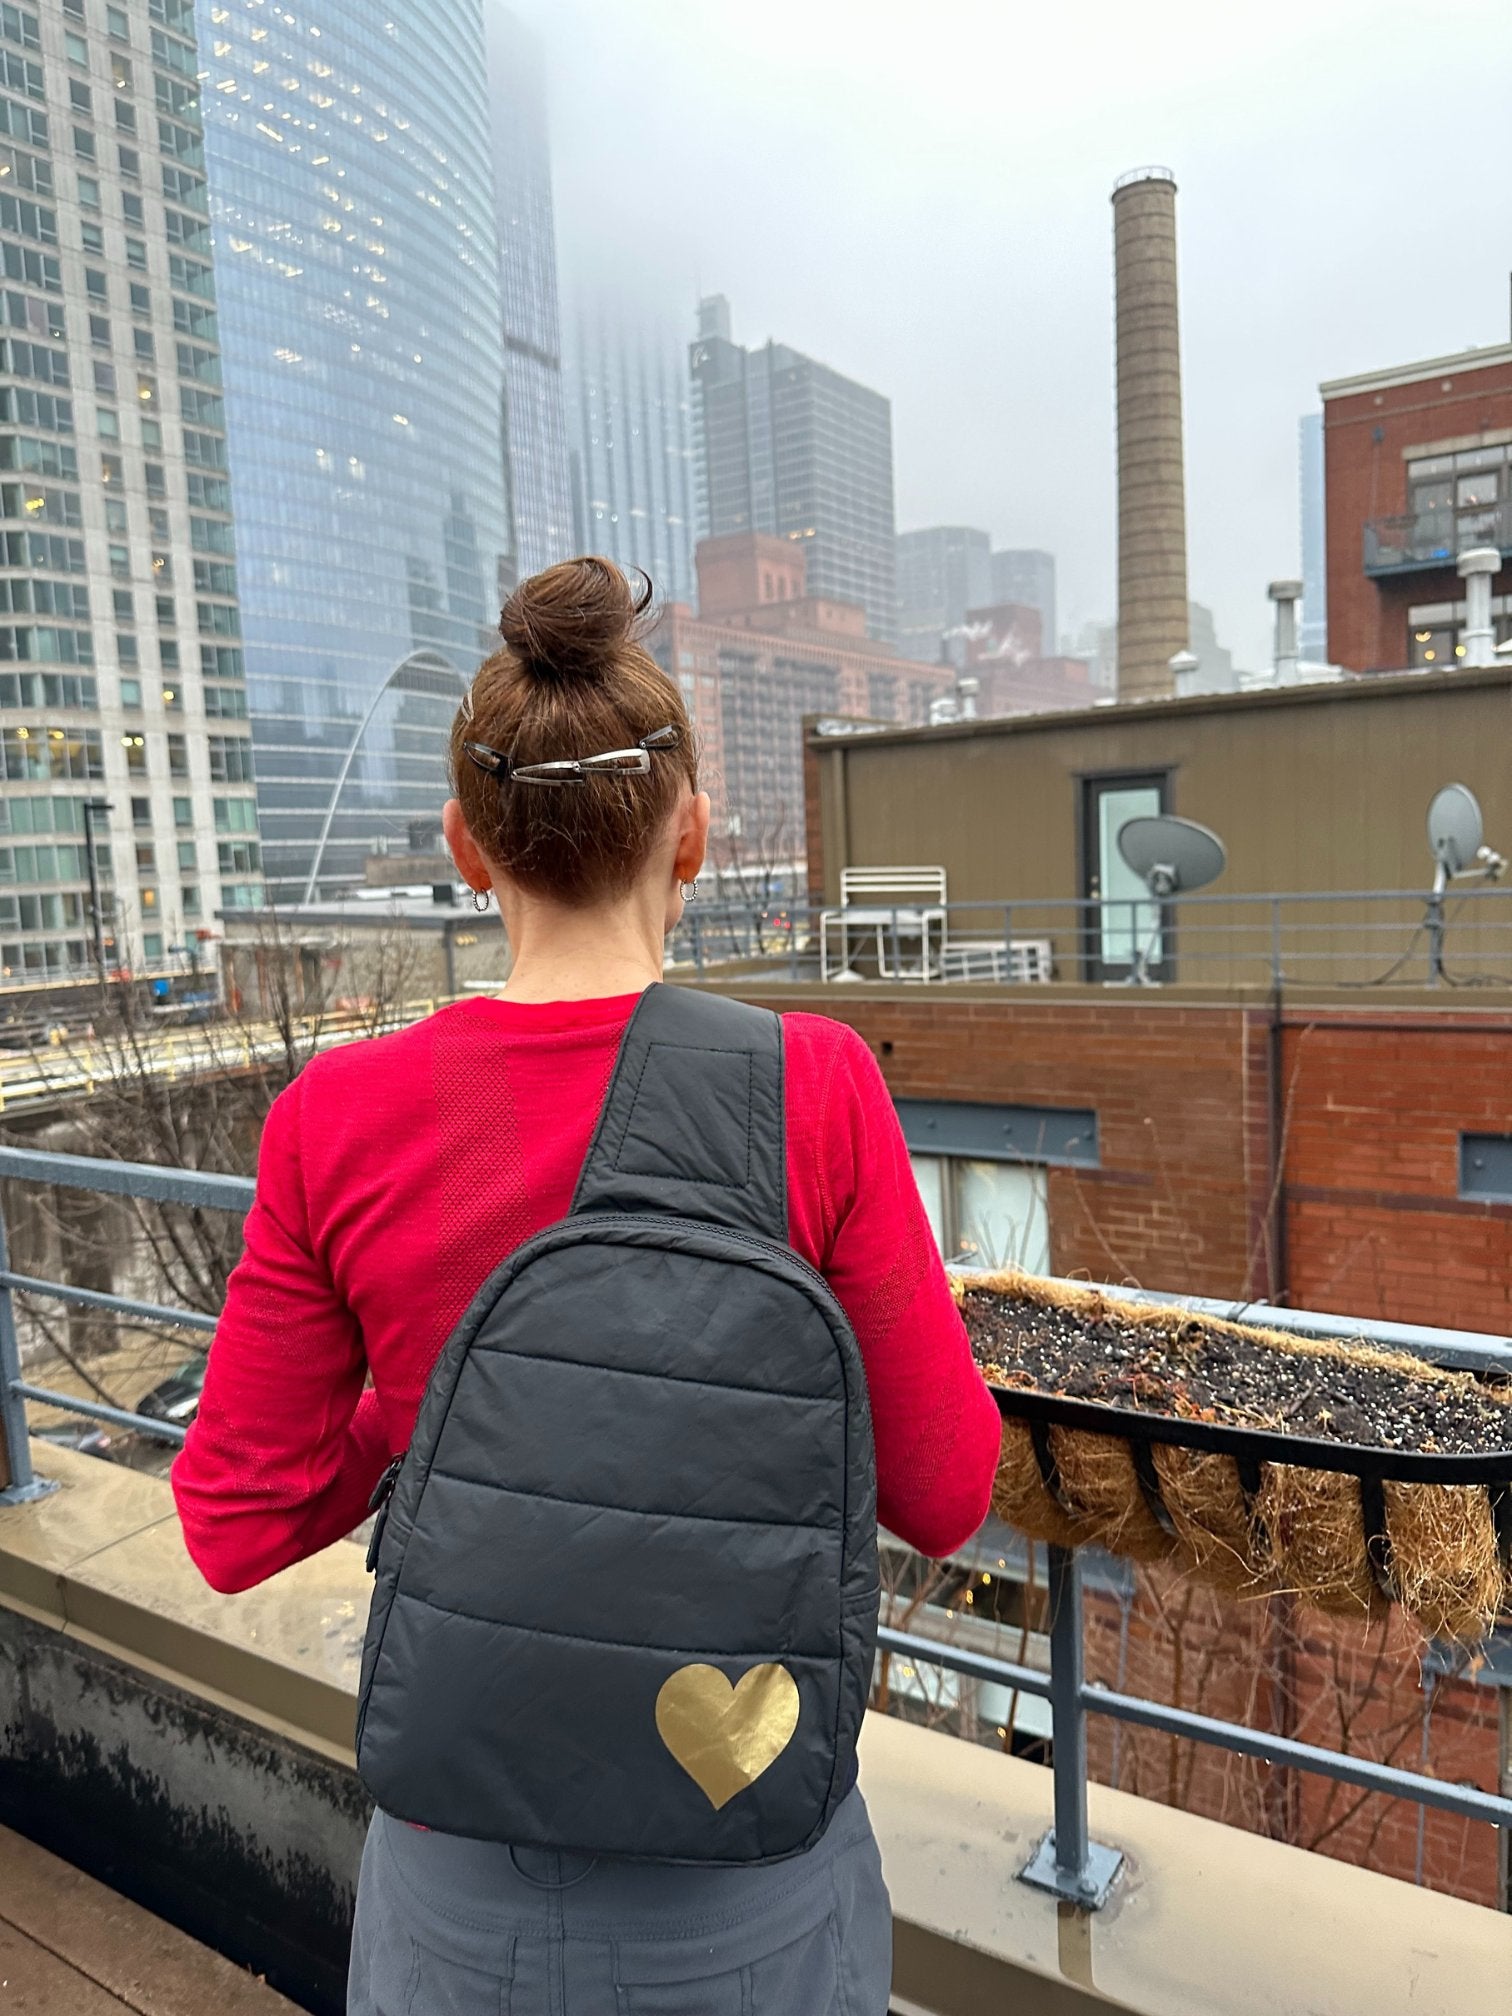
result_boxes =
[1320,339,1512,401]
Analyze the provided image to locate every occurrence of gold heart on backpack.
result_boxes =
[655,1664,801,1810]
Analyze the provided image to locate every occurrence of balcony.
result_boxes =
[3,1148,1512,2012]
[1364,501,1512,576]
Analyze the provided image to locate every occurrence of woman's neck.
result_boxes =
[495,893,665,1005]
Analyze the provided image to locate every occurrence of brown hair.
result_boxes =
[450,556,696,906]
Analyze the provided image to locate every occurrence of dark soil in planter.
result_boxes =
[963,1290,1512,1458]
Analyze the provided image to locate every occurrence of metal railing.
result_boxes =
[2,1145,1512,1909]
[669,885,1512,991]
[1365,502,1512,575]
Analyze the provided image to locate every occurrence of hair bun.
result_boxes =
[499,556,652,687]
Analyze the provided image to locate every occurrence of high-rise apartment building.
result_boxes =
[895,526,991,663]
[567,309,696,606]
[689,297,896,642]
[487,5,572,586]
[0,0,258,982]
[990,549,1057,657]
[199,0,510,901]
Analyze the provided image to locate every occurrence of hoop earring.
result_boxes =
[679,880,698,903]
[472,888,491,913]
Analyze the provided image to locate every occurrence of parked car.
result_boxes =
[136,1357,207,1426]
[35,1420,114,1459]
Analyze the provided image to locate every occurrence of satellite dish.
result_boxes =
[1117,816,1227,900]
[1427,783,1483,876]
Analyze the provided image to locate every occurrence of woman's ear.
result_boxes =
[442,797,492,894]
[672,790,711,888]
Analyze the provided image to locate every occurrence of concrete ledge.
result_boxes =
[5,1442,1512,2016]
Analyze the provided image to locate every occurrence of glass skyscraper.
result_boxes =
[199,0,510,901]
[567,309,696,607]
[486,4,572,587]
[690,296,896,642]
[895,527,992,663]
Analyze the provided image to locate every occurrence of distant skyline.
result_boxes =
[517,0,1512,669]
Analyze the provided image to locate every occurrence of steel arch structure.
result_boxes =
[300,649,468,905]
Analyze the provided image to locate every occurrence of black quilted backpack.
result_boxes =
[356,984,879,1863]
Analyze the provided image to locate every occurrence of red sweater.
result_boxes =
[173,993,1002,1594]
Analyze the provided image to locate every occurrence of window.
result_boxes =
[120,677,141,708]
[93,359,116,395]
[108,543,129,579]
[129,282,150,319]
[140,417,161,450]
[96,406,119,439]
[110,53,132,92]
[159,640,178,674]
[133,328,155,362]
[181,884,200,918]
[910,1155,1050,1272]
[74,125,96,162]
[89,313,110,347]
[107,6,130,40]
[125,236,147,271]
[112,588,133,623]
[118,144,139,179]
[116,632,138,667]
[85,267,107,303]
[213,796,257,835]
[208,735,254,784]
[166,731,187,778]
[77,174,100,210]
[115,100,137,135]
[122,191,144,227]
[65,31,89,66]
[104,498,127,532]
[81,223,105,259]
[70,81,93,116]
[218,840,260,876]
[144,462,165,498]
[135,841,157,874]
[100,451,122,486]
[131,797,151,830]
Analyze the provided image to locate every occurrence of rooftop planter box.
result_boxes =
[961,1271,1512,1643]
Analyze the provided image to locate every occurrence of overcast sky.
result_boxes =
[517,0,1512,668]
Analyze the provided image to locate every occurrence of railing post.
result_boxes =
[1020,1545,1124,1908]
[1271,898,1283,986]
[0,1183,50,1503]
[1049,1544,1091,1885]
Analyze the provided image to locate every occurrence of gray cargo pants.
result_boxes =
[348,1786,891,2014]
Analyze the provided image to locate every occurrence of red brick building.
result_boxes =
[648,534,954,841]
[1321,342,1512,672]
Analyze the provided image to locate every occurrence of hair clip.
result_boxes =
[463,726,682,787]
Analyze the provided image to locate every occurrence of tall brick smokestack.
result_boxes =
[1113,168,1189,701]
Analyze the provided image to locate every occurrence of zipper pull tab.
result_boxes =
[368,1453,404,1514]
[365,1453,405,1574]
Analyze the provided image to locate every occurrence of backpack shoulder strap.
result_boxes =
[571,984,786,1241]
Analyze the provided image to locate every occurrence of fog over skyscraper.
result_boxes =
[486,5,573,586]
[690,297,896,642]
[200,0,510,900]
[896,528,991,663]
[567,310,696,607]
